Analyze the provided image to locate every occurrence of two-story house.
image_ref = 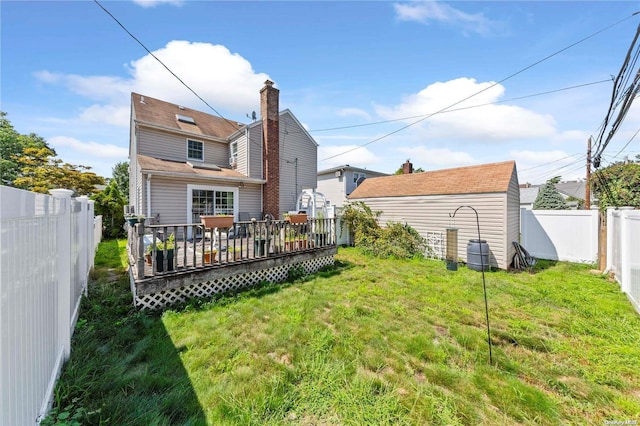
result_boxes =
[317,165,388,207]
[129,80,318,237]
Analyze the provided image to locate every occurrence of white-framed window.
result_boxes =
[230,141,238,166]
[187,139,203,161]
[353,171,366,183]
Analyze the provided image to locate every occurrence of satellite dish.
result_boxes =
[251,111,257,121]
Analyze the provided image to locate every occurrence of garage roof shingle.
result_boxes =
[349,161,516,199]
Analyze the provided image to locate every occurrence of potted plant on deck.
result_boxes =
[146,233,175,272]
[200,215,234,229]
[285,212,308,225]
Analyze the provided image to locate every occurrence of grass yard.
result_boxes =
[46,242,640,425]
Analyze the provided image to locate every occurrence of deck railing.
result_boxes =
[128,217,336,280]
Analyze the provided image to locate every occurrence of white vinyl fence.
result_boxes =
[0,186,101,426]
[606,208,640,313]
[520,209,599,264]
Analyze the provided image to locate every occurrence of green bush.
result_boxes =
[340,202,426,259]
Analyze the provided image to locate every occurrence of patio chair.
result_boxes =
[512,241,537,273]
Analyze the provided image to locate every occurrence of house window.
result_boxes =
[187,139,203,161]
[230,141,238,166]
[353,172,366,183]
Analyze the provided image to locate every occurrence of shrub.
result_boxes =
[339,202,426,259]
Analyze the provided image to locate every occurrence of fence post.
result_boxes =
[137,223,145,279]
[77,196,89,296]
[619,208,634,294]
[49,189,73,359]
[87,200,96,270]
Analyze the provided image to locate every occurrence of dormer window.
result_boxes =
[176,114,196,124]
[187,139,203,161]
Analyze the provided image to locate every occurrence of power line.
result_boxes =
[518,152,583,172]
[322,12,640,162]
[307,79,610,134]
[93,0,240,134]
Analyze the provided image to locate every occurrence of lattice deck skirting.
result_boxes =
[133,255,334,310]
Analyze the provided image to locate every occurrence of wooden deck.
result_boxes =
[127,218,338,309]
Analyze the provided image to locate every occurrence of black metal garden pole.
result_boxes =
[450,205,493,365]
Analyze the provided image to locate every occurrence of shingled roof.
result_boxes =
[349,161,516,199]
[137,154,262,181]
[132,92,243,139]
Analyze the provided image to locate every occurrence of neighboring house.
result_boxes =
[129,80,318,236]
[348,160,520,270]
[519,180,595,209]
[317,165,388,207]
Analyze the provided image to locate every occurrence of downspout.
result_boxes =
[146,174,152,219]
[245,126,250,178]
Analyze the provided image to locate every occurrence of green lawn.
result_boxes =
[46,242,640,425]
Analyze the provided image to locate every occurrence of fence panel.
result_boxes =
[521,209,599,263]
[0,187,100,425]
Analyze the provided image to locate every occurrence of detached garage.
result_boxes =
[348,160,520,270]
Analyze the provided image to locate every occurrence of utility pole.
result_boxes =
[585,137,591,209]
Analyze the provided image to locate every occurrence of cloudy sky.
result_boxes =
[2,1,639,183]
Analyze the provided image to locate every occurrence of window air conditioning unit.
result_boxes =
[229,157,237,168]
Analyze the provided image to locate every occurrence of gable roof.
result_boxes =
[520,186,540,204]
[349,161,516,199]
[131,92,243,140]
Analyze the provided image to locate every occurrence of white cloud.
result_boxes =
[132,0,183,8]
[318,145,382,170]
[337,108,371,121]
[394,1,496,36]
[375,78,557,142]
[49,136,129,159]
[80,105,130,127]
[397,146,475,168]
[35,40,271,124]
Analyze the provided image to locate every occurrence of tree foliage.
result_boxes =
[592,160,640,210]
[394,166,425,175]
[112,161,130,204]
[91,179,126,238]
[0,111,54,185]
[533,176,569,210]
[1,112,105,194]
[340,201,426,258]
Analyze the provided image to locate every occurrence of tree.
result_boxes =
[533,176,569,210]
[112,161,129,204]
[1,112,105,195]
[13,147,105,195]
[394,165,425,175]
[0,111,54,185]
[592,160,640,210]
[91,179,126,238]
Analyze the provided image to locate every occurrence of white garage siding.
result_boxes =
[354,193,510,269]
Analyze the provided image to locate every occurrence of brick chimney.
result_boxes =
[261,80,280,218]
[402,159,413,174]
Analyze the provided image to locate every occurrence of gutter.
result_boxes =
[139,168,266,185]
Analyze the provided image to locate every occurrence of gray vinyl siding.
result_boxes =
[232,132,248,175]
[247,125,262,180]
[238,183,262,219]
[146,176,260,233]
[317,174,346,207]
[505,168,521,266]
[350,193,510,269]
[137,127,228,165]
[279,111,317,213]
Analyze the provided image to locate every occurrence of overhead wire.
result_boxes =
[304,80,611,134]
[321,12,640,162]
[93,0,241,134]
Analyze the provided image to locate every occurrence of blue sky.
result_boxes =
[2,1,639,184]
